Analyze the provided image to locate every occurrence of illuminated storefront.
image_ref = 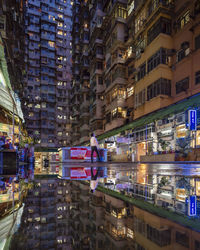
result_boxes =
[176,124,187,138]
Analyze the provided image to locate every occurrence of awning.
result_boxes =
[98,93,200,141]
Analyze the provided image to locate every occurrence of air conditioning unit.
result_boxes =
[176,114,185,124]
[157,120,163,126]
[176,201,185,213]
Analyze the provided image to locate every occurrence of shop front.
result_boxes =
[130,125,155,161]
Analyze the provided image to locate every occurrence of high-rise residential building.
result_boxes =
[71,0,200,164]
[23,0,72,148]
[71,0,90,145]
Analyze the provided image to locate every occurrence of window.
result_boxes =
[96,61,103,70]
[195,71,200,85]
[135,9,146,33]
[147,225,171,246]
[98,76,103,85]
[135,89,145,108]
[137,63,146,81]
[176,231,189,248]
[177,11,190,30]
[147,17,171,45]
[114,5,127,19]
[128,1,135,16]
[147,78,171,101]
[195,240,200,250]
[127,86,134,97]
[177,49,185,62]
[106,58,111,69]
[176,77,189,94]
[195,34,200,50]
[147,48,167,72]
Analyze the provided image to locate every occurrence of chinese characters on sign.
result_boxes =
[188,195,196,216]
[188,110,197,131]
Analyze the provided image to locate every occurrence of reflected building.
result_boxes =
[11,175,72,250]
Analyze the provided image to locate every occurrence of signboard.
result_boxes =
[188,195,196,216]
[188,110,197,131]
[117,137,131,144]
[70,147,96,160]
[61,167,107,180]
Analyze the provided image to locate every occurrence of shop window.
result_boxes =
[177,11,190,30]
[176,231,189,248]
[176,77,189,94]
[195,34,200,50]
[147,48,167,72]
[195,71,200,85]
[147,17,171,45]
[147,78,171,101]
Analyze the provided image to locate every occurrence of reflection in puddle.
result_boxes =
[7,163,200,249]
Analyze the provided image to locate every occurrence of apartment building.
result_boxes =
[88,0,105,137]
[71,0,90,145]
[71,0,81,145]
[13,175,71,250]
[23,0,72,148]
[71,0,200,164]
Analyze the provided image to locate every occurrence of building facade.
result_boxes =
[23,0,72,148]
[71,0,200,163]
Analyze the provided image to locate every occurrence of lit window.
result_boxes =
[58,22,63,27]
[58,31,63,35]
[57,106,63,110]
[48,41,55,47]
[49,15,55,21]
[58,14,63,19]
[41,102,46,108]
[29,112,34,117]
[127,86,134,97]
[57,215,63,219]
[35,104,40,109]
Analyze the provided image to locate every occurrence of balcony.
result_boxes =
[27,25,40,33]
[41,34,55,41]
[27,8,41,16]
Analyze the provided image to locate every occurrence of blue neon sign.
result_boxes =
[188,110,197,131]
[188,195,196,216]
